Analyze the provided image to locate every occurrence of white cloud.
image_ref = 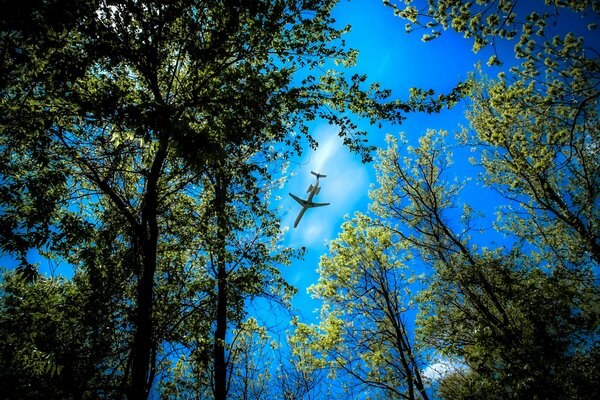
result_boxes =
[423,359,464,382]
[282,124,369,246]
[311,130,338,174]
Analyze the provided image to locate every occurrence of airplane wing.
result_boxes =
[309,202,330,208]
[289,192,307,206]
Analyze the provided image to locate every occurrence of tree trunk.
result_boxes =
[129,146,166,400]
[130,245,156,400]
[214,260,228,400]
[214,174,228,400]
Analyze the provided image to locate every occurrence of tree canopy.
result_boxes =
[1,0,598,399]
[300,0,599,398]
[1,1,402,398]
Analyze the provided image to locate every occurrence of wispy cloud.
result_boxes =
[281,124,369,246]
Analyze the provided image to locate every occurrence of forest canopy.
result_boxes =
[1,0,598,399]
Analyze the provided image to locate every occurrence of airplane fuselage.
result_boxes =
[289,172,330,228]
[293,182,319,227]
[306,182,319,202]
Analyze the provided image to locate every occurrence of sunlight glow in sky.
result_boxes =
[276,0,487,318]
[281,124,369,246]
[275,0,599,331]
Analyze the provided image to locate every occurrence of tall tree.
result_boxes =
[376,1,600,396]
[464,61,599,266]
[370,131,599,398]
[195,144,299,399]
[2,1,403,398]
[305,214,430,399]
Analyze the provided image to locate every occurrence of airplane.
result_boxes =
[289,171,330,228]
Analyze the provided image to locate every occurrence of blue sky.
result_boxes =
[1,1,597,393]
[275,0,600,341]
[276,0,495,319]
[3,0,596,341]
[272,3,599,386]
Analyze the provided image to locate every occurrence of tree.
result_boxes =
[179,144,300,399]
[227,318,275,400]
[384,0,599,109]
[297,214,429,399]
[384,0,598,62]
[2,1,404,398]
[368,129,599,398]
[371,1,600,397]
[282,318,331,400]
[0,268,126,399]
[465,62,599,266]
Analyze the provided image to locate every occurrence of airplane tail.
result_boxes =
[311,171,326,179]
